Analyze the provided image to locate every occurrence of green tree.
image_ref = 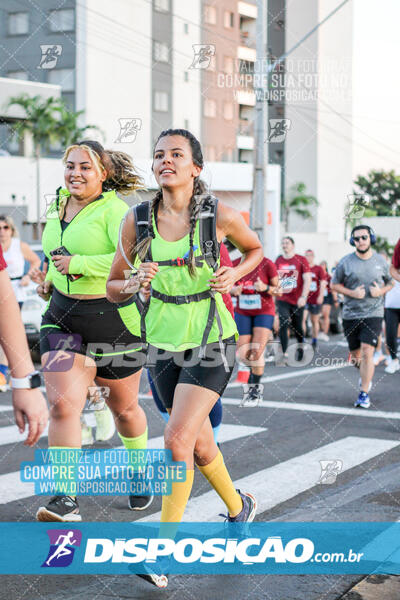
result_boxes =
[373,235,394,256]
[6,94,101,230]
[282,182,319,232]
[353,170,400,216]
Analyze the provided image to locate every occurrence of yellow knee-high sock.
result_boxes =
[118,428,148,471]
[160,469,194,523]
[48,446,81,497]
[196,450,242,517]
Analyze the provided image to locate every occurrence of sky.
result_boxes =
[352,0,400,176]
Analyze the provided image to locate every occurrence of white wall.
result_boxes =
[316,0,353,243]
[284,0,319,233]
[0,157,64,222]
[79,0,152,158]
[172,0,202,137]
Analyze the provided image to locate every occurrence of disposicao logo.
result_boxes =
[41,529,82,568]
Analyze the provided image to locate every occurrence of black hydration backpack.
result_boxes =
[132,195,229,368]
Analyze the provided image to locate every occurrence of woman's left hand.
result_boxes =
[51,254,72,275]
[209,266,237,294]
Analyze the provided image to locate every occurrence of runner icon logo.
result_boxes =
[189,44,216,69]
[41,529,82,568]
[37,44,62,69]
[42,333,82,372]
[318,460,343,485]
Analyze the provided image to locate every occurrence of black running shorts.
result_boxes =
[342,317,383,351]
[40,289,144,379]
[147,336,236,409]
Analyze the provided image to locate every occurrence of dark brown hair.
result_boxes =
[135,129,207,277]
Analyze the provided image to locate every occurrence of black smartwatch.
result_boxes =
[11,371,41,390]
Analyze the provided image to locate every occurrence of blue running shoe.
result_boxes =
[220,490,257,522]
[354,391,370,409]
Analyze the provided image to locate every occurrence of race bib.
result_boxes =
[239,294,262,310]
[232,296,237,308]
[310,281,318,292]
[279,276,297,292]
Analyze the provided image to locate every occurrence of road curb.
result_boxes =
[339,575,400,599]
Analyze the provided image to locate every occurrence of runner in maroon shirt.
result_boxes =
[231,255,279,405]
[390,238,400,282]
[275,237,312,362]
[303,249,327,349]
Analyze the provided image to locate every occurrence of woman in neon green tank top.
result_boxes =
[35,141,152,522]
[108,129,263,587]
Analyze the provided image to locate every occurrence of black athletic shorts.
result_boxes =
[342,317,383,351]
[147,336,236,409]
[323,292,333,306]
[40,289,144,379]
[305,303,322,315]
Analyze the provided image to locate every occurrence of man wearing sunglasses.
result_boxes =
[331,225,393,408]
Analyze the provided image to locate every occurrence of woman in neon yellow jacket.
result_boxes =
[107,129,263,588]
[35,140,151,522]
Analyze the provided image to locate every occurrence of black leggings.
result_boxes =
[276,300,304,353]
[385,308,400,359]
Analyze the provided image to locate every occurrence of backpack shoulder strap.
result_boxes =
[133,201,153,262]
[198,194,219,271]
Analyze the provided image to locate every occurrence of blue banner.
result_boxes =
[1,523,400,574]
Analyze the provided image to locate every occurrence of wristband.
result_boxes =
[11,370,41,390]
[265,284,270,292]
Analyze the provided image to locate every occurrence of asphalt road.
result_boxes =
[1,334,399,600]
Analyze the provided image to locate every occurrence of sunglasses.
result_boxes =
[0,225,10,231]
[353,234,369,242]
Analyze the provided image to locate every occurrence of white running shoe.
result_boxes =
[81,422,94,446]
[385,359,400,374]
[373,350,385,366]
[95,405,116,441]
[318,332,329,342]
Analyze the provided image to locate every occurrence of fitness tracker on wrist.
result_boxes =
[11,371,41,390]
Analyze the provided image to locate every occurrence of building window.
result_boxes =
[49,9,74,32]
[204,5,217,25]
[153,41,169,63]
[204,98,217,118]
[184,71,189,82]
[154,0,169,11]
[223,56,234,74]
[7,71,28,80]
[154,91,169,112]
[224,11,234,28]
[205,146,217,161]
[47,68,75,92]
[8,12,29,35]
[223,102,234,120]
[184,23,189,34]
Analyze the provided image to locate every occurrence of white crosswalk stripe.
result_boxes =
[0,424,266,504]
[136,436,399,522]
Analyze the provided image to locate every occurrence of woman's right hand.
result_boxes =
[37,280,53,301]
[137,262,158,288]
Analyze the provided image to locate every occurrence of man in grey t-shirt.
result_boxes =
[332,225,393,409]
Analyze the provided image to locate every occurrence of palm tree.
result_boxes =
[281,182,319,232]
[6,94,101,232]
